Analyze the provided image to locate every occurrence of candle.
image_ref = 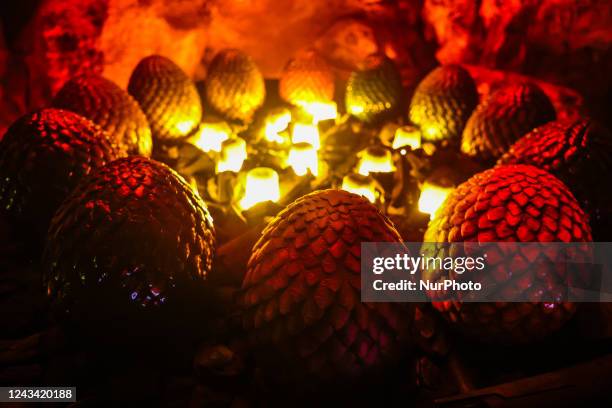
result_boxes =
[216,138,247,173]
[418,181,453,219]
[239,167,280,210]
[287,142,318,177]
[341,173,377,203]
[357,146,395,176]
[299,101,338,123]
[292,123,320,150]
[392,126,421,150]
[265,108,291,143]
[190,121,231,152]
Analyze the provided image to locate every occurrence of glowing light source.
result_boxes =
[264,108,291,143]
[190,122,231,152]
[418,181,453,219]
[216,137,247,173]
[348,104,365,116]
[239,167,280,210]
[341,173,377,203]
[176,119,197,135]
[299,101,338,123]
[292,123,320,150]
[357,146,395,176]
[392,126,421,150]
[287,142,318,177]
[423,126,440,141]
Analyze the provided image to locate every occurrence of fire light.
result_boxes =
[264,108,291,143]
[292,123,320,150]
[216,137,247,173]
[190,122,231,152]
[299,101,338,123]
[287,142,318,176]
[357,146,395,176]
[418,181,453,219]
[392,126,421,150]
[239,167,280,210]
[341,173,377,203]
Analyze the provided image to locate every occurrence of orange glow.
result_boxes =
[287,142,318,176]
[341,173,377,203]
[190,122,231,152]
[264,108,291,143]
[393,126,421,150]
[299,101,338,123]
[357,146,395,176]
[418,181,453,219]
[239,167,280,210]
[292,123,320,150]
[217,137,247,173]
[176,120,197,135]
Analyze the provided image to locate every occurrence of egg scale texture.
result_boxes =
[205,49,265,123]
[44,157,215,337]
[128,55,202,142]
[461,82,556,162]
[0,109,124,241]
[408,65,478,144]
[499,118,612,241]
[345,55,403,124]
[423,165,592,344]
[279,50,335,106]
[54,74,153,156]
[240,189,412,387]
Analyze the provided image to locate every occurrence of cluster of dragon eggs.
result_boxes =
[239,189,412,386]
[423,164,592,343]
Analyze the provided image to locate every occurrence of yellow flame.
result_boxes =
[341,173,377,203]
[265,109,291,143]
[423,126,439,140]
[287,142,318,177]
[176,119,197,135]
[299,101,338,123]
[191,122,231,152]
[217,137,247,173]
[357,146,395,176]
[392,126,421,150]
[418,181,453,219]
[292,123,320,150]
[239,167,280,210]
[348,103,365,115]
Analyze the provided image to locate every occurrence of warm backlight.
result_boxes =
[393,126,421,150]
[292,123,320,150]
[418,181,453,218]
[239,167,280,210]
[341,173,377,203]
[357,146,395,176]
[217,137,247,173]
[288,142,318,176]
[191,122,231,152]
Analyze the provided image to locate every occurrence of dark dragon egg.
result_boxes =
[0,109,123,242]
[499,118,612,240]
[345,54,403,124]
[53,74,153,156]
[423,165,592,344]
[408,65,478,144]
[205,49,265,123]
[44,157,216,341]
[128,55,202,142]
[240,189,411,388]
[279,50,335,106]
[461,82,556,162]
